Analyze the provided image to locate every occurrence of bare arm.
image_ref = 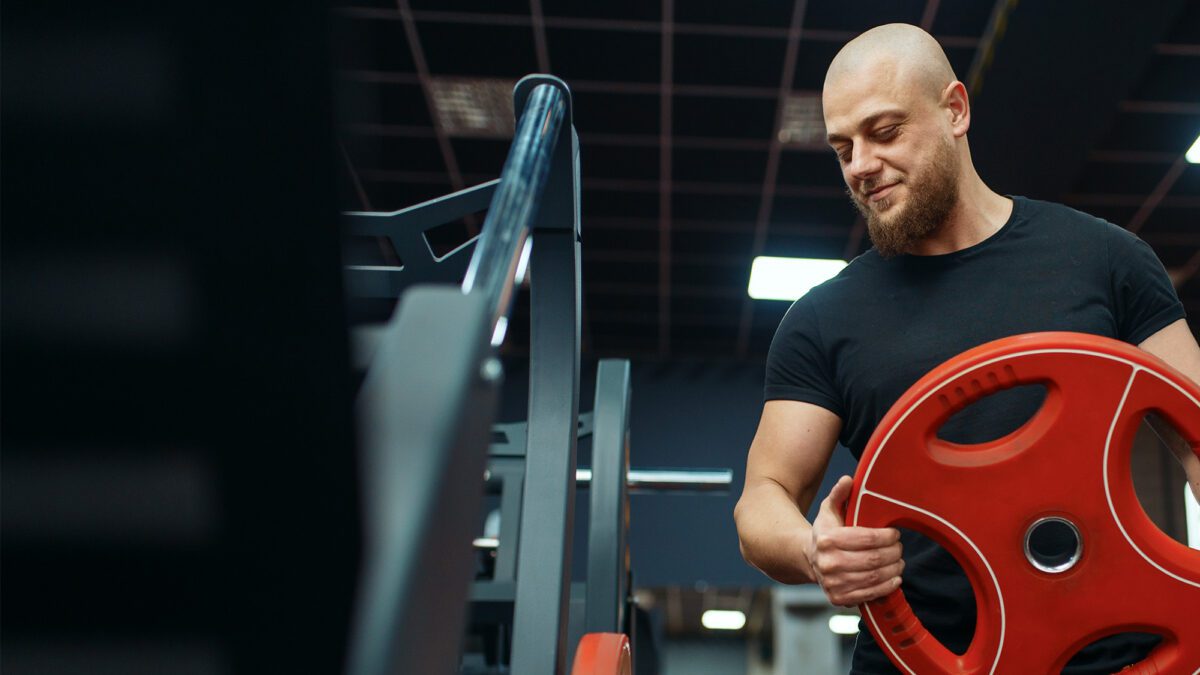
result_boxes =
[1139,318,1200,500]
[734,400,902,605]
[734,400,841,583]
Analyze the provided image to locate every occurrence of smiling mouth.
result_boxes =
[865,183,898,203]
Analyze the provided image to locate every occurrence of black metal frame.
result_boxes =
[473,360,734,674]
[508,73,583,675]
[585,359,633,636]
[343,179,498,299]
[344,75,577,675]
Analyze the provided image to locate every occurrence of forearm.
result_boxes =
[1146,415,1200,502]
[734,480,817,584]
[1184,457,1200,504]
[1138,320,1200,500]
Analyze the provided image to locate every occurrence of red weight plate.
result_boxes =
[846,332,1200,674]
[571,632,632,675]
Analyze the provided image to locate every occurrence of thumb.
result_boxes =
[823,475,854,524]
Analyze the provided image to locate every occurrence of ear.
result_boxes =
[942,80,970,137]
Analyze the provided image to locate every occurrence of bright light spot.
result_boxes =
[1187,133,1200,164]
[490,316,509,347]
[748,256,847,301]
[701,609,746,631]
[1186,482,1199,550]
[515,236,533,286]
[828,614,861,635]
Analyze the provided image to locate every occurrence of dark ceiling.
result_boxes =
[332,0,1200,360]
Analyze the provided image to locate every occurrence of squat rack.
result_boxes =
[345,74,581,675]
[343,74,731,675]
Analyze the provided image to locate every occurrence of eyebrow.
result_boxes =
[825,109,907,145]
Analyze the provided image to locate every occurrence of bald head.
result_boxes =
[821,24,977,257]
[824,23,956,103]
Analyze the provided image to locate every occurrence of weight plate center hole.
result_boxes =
[1024,517,1082,574]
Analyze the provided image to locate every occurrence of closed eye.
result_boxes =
[873,125,900,141]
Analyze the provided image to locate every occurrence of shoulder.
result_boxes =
[1017,196,1124,238]
[1009,197,1140,258]
[774,254,877,336]
[805,250,883,304]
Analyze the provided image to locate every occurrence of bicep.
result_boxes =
[1139,318,1200,385]
[744,400,842,511]
[1138,318,1200,492]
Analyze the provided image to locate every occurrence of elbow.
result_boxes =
[732,497,756,565]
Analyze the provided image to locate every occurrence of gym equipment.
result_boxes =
[847,332,1200,674]
[468,361,629,675]
[345,74,582,675]
[570,633,633,675]
[771,586,849,674]
[575,468,733,492]
[469,359,733,674]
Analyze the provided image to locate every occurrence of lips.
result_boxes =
[865,183,898,202]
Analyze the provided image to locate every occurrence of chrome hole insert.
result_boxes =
[1024,517,1083,574]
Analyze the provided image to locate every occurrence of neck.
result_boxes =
[908,168,1012,256]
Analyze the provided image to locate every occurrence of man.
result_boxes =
[733,23,1200,674]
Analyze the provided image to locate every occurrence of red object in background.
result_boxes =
[571,632,632,675]
[846,332,1200,674]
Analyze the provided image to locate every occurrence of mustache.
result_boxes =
[858,177,901,198]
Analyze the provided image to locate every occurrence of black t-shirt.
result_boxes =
[764,197,1186,673]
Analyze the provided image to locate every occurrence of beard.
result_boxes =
[849,139,960,258]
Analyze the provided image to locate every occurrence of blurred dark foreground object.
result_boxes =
[2,2,362,673]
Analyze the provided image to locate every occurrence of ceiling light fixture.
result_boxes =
[700,609,747,631]
[430,78,516,139]
[778,93,826,146]
[748,256,848,301]
[1186,132,1200,164]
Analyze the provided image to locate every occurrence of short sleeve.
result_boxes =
[1105,224,1186,345]
[764,295,844,418]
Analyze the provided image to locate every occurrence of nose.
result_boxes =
[847,145,883,184]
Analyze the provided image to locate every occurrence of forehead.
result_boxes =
[822,60,921,137]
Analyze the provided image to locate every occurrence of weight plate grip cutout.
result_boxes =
[845,333,1200,674]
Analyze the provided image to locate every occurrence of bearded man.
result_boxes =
[733,23,1200,674]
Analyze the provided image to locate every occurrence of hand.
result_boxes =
[806,475,904,607]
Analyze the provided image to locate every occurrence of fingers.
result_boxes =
[823,475,854,519]
[837,559,905,587]
[827,475,853,502]
[807,477,906,608]
[814,541,902,574]
[816,526,901,552]
[828,575,902,608]
[813,543,904,607]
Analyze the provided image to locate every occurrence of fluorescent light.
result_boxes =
[1187,133,1200,164]
[701,609,746,631]
[748,256,847,301]
[828,614,861,635]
